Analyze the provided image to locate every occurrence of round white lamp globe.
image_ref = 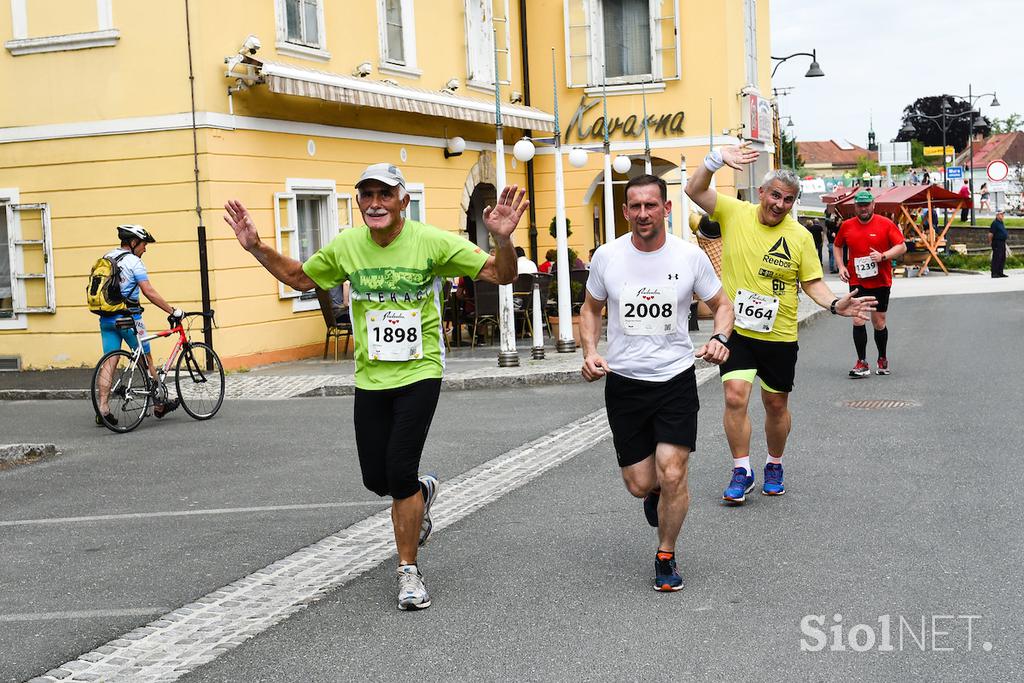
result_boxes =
[612,155,632,174]
[446,136,466,155]
[568,147,588,168]
[513,138,536,162]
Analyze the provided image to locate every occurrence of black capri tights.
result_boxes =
[353,378,442,500]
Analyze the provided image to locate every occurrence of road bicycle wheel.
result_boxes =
[90,349,150,433]
[175,342,225,420]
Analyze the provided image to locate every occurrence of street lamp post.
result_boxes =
[902,87,999,225]
[770,49,825,79]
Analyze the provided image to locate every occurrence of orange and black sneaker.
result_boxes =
[654,551,683,592]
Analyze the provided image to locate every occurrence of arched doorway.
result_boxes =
[582,155,692,244]
[466,183,497,251]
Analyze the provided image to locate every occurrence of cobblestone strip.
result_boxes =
[223,374,340,400]
[34,410,617,682]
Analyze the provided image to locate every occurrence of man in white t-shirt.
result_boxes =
[580,174,734,591]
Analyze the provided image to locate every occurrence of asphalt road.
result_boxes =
[3,291,1022,681]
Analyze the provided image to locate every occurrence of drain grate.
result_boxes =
[843,399,919,410]
[0,356,20,372]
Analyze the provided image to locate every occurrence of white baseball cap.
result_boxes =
[355,163,406,189]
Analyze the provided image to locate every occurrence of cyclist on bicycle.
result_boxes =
[96,224,183,424]
[224,163,527,611]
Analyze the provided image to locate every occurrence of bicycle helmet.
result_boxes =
[116,224,156,244]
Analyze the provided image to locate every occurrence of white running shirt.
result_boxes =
[587,233,722,382]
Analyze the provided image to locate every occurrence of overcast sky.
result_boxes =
[769,0,1019,148]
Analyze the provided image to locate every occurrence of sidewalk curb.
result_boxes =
[1,308,829,401]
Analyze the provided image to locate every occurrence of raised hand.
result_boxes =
[223,200,261,252]
[482,185,529,241]
[720,142,760,170]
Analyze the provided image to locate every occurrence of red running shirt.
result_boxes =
[835,214,906,288]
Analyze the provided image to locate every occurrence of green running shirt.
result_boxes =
[303,220,488,390]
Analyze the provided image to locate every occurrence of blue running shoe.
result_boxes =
[762,463,785,496]
[643,490,660,527]
[418,474,439,546]
[654,551,684,591]
[722,467,755,504]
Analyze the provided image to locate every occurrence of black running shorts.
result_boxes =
[850,284,891,313]
[604,366,699,468]
[353,377,442,499]
[719,333,799,393]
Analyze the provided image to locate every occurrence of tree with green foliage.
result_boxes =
[855,155,880,177]
[895,95,990,151]
[990,114,1024,134]
[778,128,804,171]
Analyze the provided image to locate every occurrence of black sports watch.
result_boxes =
[710,333,729,346]
[829,298,839,315]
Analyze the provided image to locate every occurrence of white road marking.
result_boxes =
[0,502,386,528]
[38,366,718,682]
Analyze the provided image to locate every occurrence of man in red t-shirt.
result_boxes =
[834,191,908,377]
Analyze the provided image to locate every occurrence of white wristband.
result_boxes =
[704,149,725,173]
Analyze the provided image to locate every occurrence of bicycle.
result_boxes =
[91,310,224,433]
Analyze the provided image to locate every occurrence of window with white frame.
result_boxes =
[465,0,511,89]
[0,192,55,329]
[274,179,341,312]
[563,0,680,89]
[378,0,419,74]
[402,184,426,223]
[4,0,119,56]
[744,0,758,87]
[0,205,12,320]
[275,0,329,60]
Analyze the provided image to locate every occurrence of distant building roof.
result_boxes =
[798,140,878,168]
[954,131,1024,169]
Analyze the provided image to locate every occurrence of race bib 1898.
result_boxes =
[854,255,879,279]
[734,288,779,333]
[365,309,423,361]
[619,285,678,336]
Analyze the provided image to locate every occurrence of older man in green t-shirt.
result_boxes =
[224,163,527,611]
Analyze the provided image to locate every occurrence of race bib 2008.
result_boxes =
[619,285,677,336]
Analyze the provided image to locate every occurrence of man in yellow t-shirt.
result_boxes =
[686,144,876,504]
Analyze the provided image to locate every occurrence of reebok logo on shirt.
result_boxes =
[762,236,794,269]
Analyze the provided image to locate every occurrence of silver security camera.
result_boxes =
[240,35,262,56]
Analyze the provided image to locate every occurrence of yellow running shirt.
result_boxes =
[712,194,822,342]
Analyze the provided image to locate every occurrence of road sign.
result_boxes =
[989,181,1009,192]
[987,159,1009,182]
[946,166,963,180]
[878,142,911,165]
[923,145,955,157]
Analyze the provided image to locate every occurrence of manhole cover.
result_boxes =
[843,399,920,410]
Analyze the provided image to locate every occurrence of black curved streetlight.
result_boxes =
[770,49,824,78]
[903,88,999,224]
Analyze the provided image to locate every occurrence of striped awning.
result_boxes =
[255,60,555,133]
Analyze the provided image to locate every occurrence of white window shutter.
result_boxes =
[7,203,55,313]
[273,192,302,300]
[652,0,680,81]
[564,0,593,88]
[465,0,494,84]
[493,0,512,85]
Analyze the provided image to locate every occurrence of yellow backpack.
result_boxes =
[86,252,136,315]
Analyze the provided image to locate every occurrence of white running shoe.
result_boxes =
[397,564,431,610]
[418,474,439,546]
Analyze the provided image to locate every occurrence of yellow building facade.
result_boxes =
[0,0,773,369]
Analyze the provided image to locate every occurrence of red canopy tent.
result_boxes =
[824,184,972,276]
